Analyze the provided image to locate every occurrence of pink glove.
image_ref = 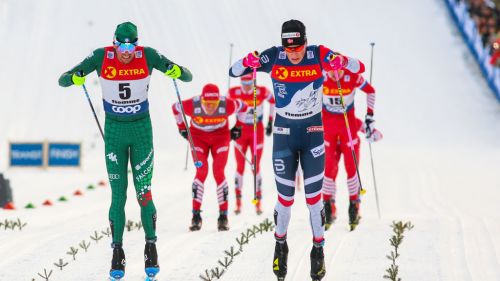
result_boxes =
[328,54,346,71]
[243,51,261,68]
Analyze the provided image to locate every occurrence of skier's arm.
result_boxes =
[58,48,104,87]
[227,98,248,127]
[145,47,193,82]
[319,45,365,75]
[171,99,194,130]
[229,47,278,77]
[356,76,376,115]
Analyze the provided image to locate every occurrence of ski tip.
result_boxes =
[194,161,203,168]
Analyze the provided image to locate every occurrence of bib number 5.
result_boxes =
[119,83,131,100]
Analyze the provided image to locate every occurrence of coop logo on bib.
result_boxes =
[112,105,142,114]
[103,66,117,79]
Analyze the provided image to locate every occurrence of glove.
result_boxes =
[179,128,188,140]
[364,114,375,139]
[328,54,346,71]
[230,126,242,140]
[72,72,86,86]
[242,51,261,68]
[265,119,273,136]
[165,64,182,79]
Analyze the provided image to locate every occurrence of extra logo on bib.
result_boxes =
[100,46,151,116]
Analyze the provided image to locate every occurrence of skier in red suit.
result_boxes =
[172,83,248,231]
[227,73,275,215]
[321,69,382,230]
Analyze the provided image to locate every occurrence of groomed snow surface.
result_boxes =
[1,0,500,280]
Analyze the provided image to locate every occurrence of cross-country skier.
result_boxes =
[228,74,275,215]
[321,69,382,230]
[172,83,248,231]
[58,22,192,281]
[229,19,365,281]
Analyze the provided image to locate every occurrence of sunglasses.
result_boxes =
[201,99,220,106]
[113,40,138,53]
[284,44,305,53]
[241,80,253,86]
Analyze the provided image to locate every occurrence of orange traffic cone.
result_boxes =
[98,180,107,187]
[73,189,83,196]
[3,202,15,210]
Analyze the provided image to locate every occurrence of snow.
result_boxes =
[1,0,500,280]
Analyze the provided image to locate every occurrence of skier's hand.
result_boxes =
[165,64,182,79]
[179,128,188,140]
[72,72,86,86]
[230,126,242,140]
[242,51,261,68]
[265,119,273,136]
[327,53,347,71]
[364,113,375,138]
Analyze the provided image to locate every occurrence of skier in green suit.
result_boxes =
[58,21,192,280]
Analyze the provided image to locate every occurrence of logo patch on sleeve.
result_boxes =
[135,50,143,58]
[107,51,115,59]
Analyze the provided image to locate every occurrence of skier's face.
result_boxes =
[284,44,306,65]
[241,79,253,92]
[201,99,219,115]
[113,42,136,64]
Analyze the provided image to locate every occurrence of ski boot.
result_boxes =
[109,244,126,280]
[310,244,326,281]
[348,199,361,231]
[144,241,159,280]
[217,211,229,231]
[273,240,288,281]
[255,199,263,215]
[235,195,242,215]
[324,199,337,231]
[189,210,202,231]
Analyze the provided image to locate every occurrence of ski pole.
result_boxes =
[234,142,254,170]
[332,68,365,197]
[184,142,189,171]
[368,42,381,219]
[172,79,203,168]
[81,82,104,141]
[251,67,259,205]
[227,43,234,92]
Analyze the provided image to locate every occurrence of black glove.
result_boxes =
[230,126,242,140]
[265,119,273,136]
[364,113,375,138]
[179,128,188,140]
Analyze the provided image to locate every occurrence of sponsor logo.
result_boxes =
[279,51,286,60]
[307,126,323,133]
[194,108,201,114]
[344,75,350,82]
[274,83,287,98]
[323,86,352,95]
[118,68,146,76]
[107,152,118,164]
[135,149,153,171]
[109,174,120,180]
[135,50,143,58]
[285,111,313,117]
[261,55,270,64]
[282,32,301,39]
[307,50,314,59]
[112,99,140,105]
[193,116,226,124]
[310,144,325,158]
[136,162,153,181]
[106,51,114,59]
[274,159,286,174]
[273,126,290,135]
[218,107,226,114]
[274,67,319,80]
[112,105,141,114]
[103,66,117,79]
[203,92,218,98]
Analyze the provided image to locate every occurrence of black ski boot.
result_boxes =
[324,199,337,231]
[144,241,159,279]
[348,200,361,231]
[310,244,326,281]
[217,211,229,231]
[189,210,202,231]
[273,240,289,281]
[109,244,126,280]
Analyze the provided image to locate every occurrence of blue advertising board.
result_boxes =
[47,143,81,167]
[9,143,44,167]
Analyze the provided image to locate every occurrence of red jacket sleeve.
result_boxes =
[226,98,248,126]
[319,45,365,74]
[171,98,194,129]
[355,75,376,115]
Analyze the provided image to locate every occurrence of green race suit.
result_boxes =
[59,46,192,244]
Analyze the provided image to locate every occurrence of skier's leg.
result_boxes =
[272,133,298,240]
[322,135,340,203]
[105,117,130,246]
[341,114,361,202]
[251,122,265,199]
[192,136,209,212]
[129,117,157,242]
[234,136,248,199]
[300,130,326,245]
[212,135,230,213]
